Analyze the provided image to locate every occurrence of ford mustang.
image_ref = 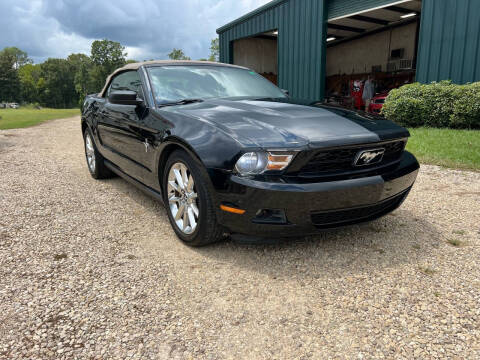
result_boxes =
[81,61,419,246]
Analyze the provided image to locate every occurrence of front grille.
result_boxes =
[298,139,406,175]
[310,190,408,228]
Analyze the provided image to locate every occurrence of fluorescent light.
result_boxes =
[273,30,278,35]
[400,12,417,18]
[326,37,336,42]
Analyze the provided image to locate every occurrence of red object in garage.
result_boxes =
[350,80,365,110]
[368,92,389,114]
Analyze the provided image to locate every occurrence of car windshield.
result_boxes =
[147,65,286,105]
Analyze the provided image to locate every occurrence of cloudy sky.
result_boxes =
[0,0,270,63]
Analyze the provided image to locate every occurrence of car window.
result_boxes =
[107,71,145,99]
[147,66,286,105]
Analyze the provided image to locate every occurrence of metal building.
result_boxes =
[217,0,480,102]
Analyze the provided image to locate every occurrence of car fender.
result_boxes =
[154,136,228,202]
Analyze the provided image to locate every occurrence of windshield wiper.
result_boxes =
[158,98,204,107]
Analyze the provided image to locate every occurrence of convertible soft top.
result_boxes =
[99,60,247,98]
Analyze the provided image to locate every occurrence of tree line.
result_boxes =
[0,38,219,109]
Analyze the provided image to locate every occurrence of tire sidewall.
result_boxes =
[83,129,98,177]
[163,150,213,245]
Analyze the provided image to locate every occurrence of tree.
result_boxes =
[168,48,191,60]
[0,40,130,107]
[90,39,127,92]
[39,58,77,108]
[208,38,219,62]
[18,63,42,103]
[67,53,93,106]
[0,47,22,101]
[1,47,31,69]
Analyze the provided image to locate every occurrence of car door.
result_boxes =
[97,70,154,182]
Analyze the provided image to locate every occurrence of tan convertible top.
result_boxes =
[99,60,248,97]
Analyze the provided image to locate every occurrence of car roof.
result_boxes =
[99,60,248,97]
[117,60,247,71]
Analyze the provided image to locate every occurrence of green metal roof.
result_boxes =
[217,0,405,33]
[216,0,286,34]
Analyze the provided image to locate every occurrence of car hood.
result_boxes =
[163,98,409,149]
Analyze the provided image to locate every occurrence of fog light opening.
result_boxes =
[253,209,287,224]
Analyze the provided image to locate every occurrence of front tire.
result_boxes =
[163,150,222,246]
[83,128,113,179]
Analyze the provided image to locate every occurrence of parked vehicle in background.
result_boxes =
[9,103,19,109]
[368,92,389,114]
[81,60,419,246]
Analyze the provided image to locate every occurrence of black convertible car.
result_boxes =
[81,60,419,246]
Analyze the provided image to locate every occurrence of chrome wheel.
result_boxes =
[167,162,199,234]
[85,133,96,172]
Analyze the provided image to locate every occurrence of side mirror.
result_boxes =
[108,90,142,106]
[281,89,289,96]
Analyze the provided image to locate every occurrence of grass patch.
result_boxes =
[447,238,464,247]
[452,230,466,236]
[407,127,480,171]
[0,108,79,130]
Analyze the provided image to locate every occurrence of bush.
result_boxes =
[451,83,480,128]
[381,81,480,129]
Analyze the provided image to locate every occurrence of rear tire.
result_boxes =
[83,128,113,179]
[163,150,223,246]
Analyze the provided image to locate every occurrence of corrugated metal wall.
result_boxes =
[327,0,404,19]
[416,0,480,84]
[218,0,327,101]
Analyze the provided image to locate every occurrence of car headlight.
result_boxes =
[234,151,294,176]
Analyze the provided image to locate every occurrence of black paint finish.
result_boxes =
[82,62,419,239]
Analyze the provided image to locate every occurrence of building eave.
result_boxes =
[216,0,286,34]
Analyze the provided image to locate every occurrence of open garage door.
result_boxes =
[325,0,422,114]
[232,30,278,85]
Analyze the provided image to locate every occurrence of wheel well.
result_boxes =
[81,121,88,135]
[158,141,219,214]
[158,143,193,187]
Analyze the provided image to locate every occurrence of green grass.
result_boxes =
[0,108,79,130]
[407,127,480,171]
[447,238,464,247]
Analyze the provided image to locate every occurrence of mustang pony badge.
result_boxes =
[354,148,385,166]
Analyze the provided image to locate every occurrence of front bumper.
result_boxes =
[215,151,419,238]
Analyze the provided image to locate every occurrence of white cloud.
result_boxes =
[0,0,271,62]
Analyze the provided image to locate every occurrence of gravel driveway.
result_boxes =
[0,116,479,359]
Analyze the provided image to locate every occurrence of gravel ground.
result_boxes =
[0,116,479,359]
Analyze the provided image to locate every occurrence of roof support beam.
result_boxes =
[350,15,390,26]
[327,23,365,33]
[385,5,417,14]
[327,17,418,48]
